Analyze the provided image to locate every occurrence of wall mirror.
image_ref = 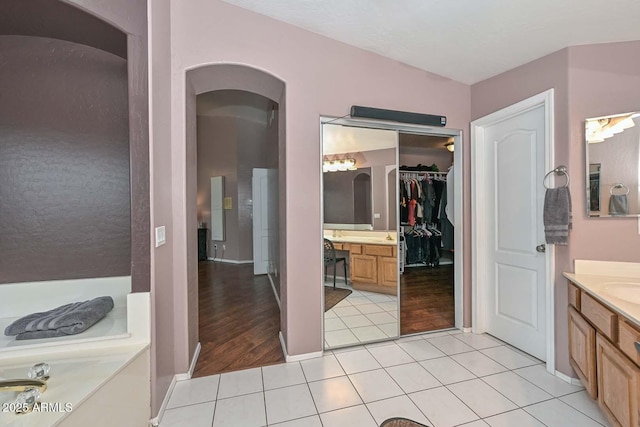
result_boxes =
[322,121,399,349]
[585,111,640,217]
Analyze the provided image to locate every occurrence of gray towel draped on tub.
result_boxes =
[4,296,114,340]
[543,187,572,245]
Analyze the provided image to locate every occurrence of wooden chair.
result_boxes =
[323,238,347,289]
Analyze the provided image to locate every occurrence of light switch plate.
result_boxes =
[373,213,381,219]
[155,226,166,247]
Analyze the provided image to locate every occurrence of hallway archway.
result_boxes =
[183,64,287,372]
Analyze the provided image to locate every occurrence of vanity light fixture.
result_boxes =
[586,113,638,143]
[323,157,357,172]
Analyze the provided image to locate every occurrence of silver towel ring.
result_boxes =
[543,165,570,189]
[610,183,629,195]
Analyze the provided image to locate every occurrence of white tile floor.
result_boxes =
[324,282,398,349]
[160,330,612,427]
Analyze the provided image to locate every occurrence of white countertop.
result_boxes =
[564,272,640,328]
[326,236,397,246]
[0,343,148,427]
[324,230,397,246]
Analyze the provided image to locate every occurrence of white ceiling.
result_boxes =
[222,0,640,84]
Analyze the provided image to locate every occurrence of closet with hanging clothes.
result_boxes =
[398,133,455,335]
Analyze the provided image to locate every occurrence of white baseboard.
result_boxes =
[150,373,179,427]
[268,274,281,309]
[207,257,253,264]
[462,327,472,333]
[174,372,190,381]
[188,342,201,378]
[555,370,582,386]
[279,331,323,362]
[279,331,287,358]
[286,350,324,363]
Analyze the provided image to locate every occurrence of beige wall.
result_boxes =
[66,0,150,293]
[148,0,174,416]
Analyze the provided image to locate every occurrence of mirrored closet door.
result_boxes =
[321,120,399,349]
[321,117,462,350]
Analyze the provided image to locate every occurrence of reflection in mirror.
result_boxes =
[586,112,640,217]
[322,122,398,349]
[323,168,372,229]
[589,163,601,212]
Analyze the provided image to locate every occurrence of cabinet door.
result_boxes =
[378,256,398,288]
[568,306,597,398]
[596,333,640,427]
[350,254,378,284]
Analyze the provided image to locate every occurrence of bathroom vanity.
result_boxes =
[565,261,640,427]
[325,231,397,295]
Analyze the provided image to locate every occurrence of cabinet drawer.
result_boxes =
[582,293,617,342]
[349,244,362,254]
[568,282,580,310]
[332,242,343,251]
[619,319,640,366]
[364,244,393,257]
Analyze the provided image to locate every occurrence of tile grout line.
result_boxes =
[210,374,222,427]
[260,366,268,426]
[298,360,325,427]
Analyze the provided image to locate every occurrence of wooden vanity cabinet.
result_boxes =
[568,280,640,427]
[379,256,398,288]
[350,243,397,295]
[351,254,378,284]
[568,306,597,398]
[596,333,640,427]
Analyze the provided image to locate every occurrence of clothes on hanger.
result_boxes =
[399,167,454,268]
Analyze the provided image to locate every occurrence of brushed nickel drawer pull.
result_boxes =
[635,341,640,354]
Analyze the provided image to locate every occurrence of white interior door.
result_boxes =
[252,168,270,275]
[476,103,548,361]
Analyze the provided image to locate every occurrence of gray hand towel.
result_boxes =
[544,187,572,245]
[609,194,628,215]
[4,296,114,340]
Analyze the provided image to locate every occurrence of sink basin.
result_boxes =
[601,282,640,304]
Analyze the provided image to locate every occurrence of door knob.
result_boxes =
[536,244,546,253]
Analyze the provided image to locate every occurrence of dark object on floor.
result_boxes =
[380,418,430,427]
[324,238,347,289]
[324,286,352,312]
[5,296,114,340]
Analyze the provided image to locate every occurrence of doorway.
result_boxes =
[185,65,287,376]
[471,89,555,372]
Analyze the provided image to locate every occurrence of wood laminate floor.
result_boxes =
[400,264,455,335]
[193,262,284,377]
